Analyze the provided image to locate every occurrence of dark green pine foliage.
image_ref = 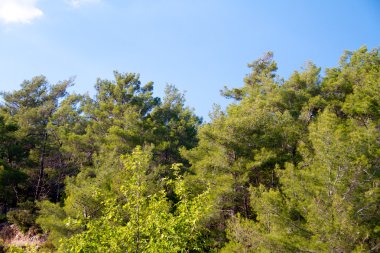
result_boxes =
[36,73,202,250]
[83,72,160,156]
[0,76,73,202]
[221,47,380,252]
[149,85,201,166]
[1,46,379,253]
[0,115,28,212]
[181,52,321,247]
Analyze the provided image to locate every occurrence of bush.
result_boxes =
[4,245,37,253]
[6,201,37,233]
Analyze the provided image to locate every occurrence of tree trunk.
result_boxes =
[35,132,48,201]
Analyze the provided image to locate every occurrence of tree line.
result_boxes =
[0,46,379,252]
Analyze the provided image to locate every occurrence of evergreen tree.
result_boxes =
[181,52,321,247]
[221,46,380,252]
[0,115,27,213]
[2,46,379,252]
[0,76,72,202]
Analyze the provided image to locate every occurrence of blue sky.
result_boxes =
[0,0,379,120]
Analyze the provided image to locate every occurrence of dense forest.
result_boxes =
[0,46,379,252]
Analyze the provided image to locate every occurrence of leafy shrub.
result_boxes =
[4,245,37,253]
[6,201,37,233]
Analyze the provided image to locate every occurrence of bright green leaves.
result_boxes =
[2,46,379,252]
[57,147,212,253]
[32,73,202,250]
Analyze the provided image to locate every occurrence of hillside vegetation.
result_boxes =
[0,46,379,252]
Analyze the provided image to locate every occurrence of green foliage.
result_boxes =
[4,245,38,253]
[0,76,74,202]
[36,161,117,248]
[0,165,28,211]
[221,46,380,252]
[0,115,28,210]
[6,201,38,233]
[56,147,212,252]
[181,51,321,247]
[1,46,379,252]
[149,85,201,166]
[84,72,159,155]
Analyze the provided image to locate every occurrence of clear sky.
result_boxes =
[0,0,379,120]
